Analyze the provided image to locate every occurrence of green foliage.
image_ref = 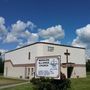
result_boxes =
[30,77,71,90]
[0,52,4,73]
[0,52,1,56]
[86,60,90,72]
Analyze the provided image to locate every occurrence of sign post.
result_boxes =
[35,56,61,79]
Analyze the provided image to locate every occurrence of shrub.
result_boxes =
[30,77,71,90]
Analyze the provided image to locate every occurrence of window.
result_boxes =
[28,68,30,75]
[31,68,34,76]
[28,52,30,60]
[48,46,54,52]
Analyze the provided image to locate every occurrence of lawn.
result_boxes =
[0,76,26,86]
[1,83,33,90]
[1,73,90,90]
[70,78,90,90]
[69,72,90,90]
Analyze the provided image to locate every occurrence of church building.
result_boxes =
[4,42,86,79]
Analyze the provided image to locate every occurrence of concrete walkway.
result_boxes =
[0,82,30,89]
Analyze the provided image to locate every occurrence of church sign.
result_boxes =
[35,56,61,79]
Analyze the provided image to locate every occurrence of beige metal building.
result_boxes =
[4,42,86,79]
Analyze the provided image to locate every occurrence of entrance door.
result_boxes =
[28,68,30,78]
[25,67,27,78]
[67,66,74,78]
[25,67,30,79]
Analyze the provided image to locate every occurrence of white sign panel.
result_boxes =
[35,56,60,78]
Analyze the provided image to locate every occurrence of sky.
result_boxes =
[0,0,90,58]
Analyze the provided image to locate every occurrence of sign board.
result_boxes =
[35,56,60,79]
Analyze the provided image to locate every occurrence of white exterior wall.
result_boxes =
[5,44,38,64]
[4,61,35,79]
[5,43,85,64]
[41,44,85,64]
[4,62,25,79]
[71,67,86,78]
[4,43,86,79]
[4,44,39,79]
[38,43,86,78]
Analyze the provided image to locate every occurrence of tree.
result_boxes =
[86,59,90,72]
[0,52,4,74]
[0,52,1,56]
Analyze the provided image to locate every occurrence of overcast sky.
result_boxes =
[0,0,90,58]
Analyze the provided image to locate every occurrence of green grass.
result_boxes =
[1,83,33,90]
[1,73,90,90]
[69,72,90,90]
[87,72,90,77]
[0,76,27,86]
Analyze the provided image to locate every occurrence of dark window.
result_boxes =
[48,46,54,52]
[28,52,30,60]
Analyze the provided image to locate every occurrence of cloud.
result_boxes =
[16,41,25,48]
[39,25,64,39]
[11,20,27,33]
[26,21,36,30]
[27,33,39,44]
[11,20,35,33]
[4,24,64,46]
[72,24,90,48]
[40,37,60,44]
[0,17,7,41]
[4,33,18,43]
[0,49,7,53]
[0,17,65,49]
[0,17,5,25]
[72,37,87,48]
[16,33,39,48]
[72,24,90,58]
[21,30,31,38]
[38,25,64,44]
[4,20,36,43]
[11,20,36,37]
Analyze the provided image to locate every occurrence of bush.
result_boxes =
[30,77,71,90]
